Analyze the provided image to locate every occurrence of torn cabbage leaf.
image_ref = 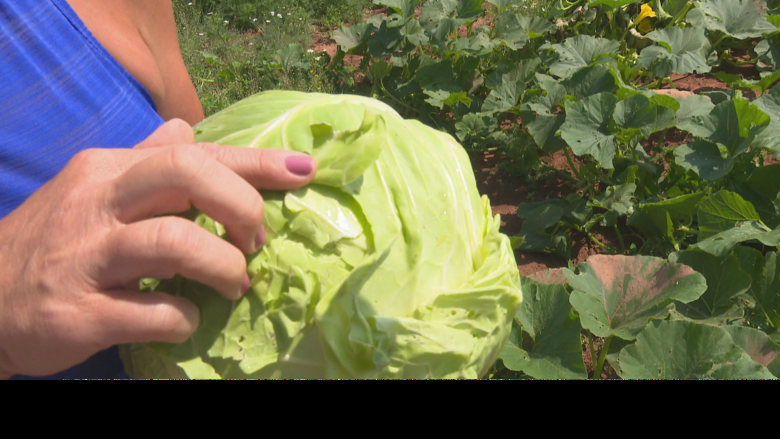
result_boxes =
[121,92,522,379]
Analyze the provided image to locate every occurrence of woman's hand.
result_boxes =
[0,119,316,378]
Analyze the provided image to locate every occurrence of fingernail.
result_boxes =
[240,274,251,296]
[254,226,267,250]
[286,156,313,176]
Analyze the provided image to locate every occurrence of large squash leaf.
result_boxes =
[694,0,777,40]
[619,320,776,379]
[565,255,707,340]
[499,278,587,379]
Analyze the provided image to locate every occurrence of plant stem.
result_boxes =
[713,34,728,49]
[644,76,675,90]
[541,164,578,184]
[379,79,419,114]
[564,147,583,180]
[671,3,695,26]
[678,226,699,235]
[614,224,627,254]
[573,223,611,252]
[724,56,760,67]
[593,335,613,380]
[587,330,598,374]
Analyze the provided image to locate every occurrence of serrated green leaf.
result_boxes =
[458,0,486,20]
[560,92,618,169]
[415,59,455,87]
[675,95,716,136]
[517,197,592,225]
[423,84,471,109]
[590,183,637,215]
[628,194,708,240]
[370,60,393,80]
[565,255,708,340]
[692,221,780,256]
[736,248,780,331]
[756,33,780,71]
[620,320,775,379]
[709,100,771,155]
[564,65,619,100]
[670,251,749,324]
[546,35,620,79]
[420,1,466,47]
[735,165,780,229]
[493,12,530,50]
[516,204,571,259]
[367,20,406,57]
[639,27,712,77]
[482,80,526,114]
[333,22,375,52]
[698,191,761,239]
[674,139,734,181]
[754,85,780,120]
[516,15,556,38]
[499,279,587,379]
[274,44,306,72]
[696,0,778,40]
[614,94,676,136]
[520,77,567,153]
[454,113,499,144]
[487,59,542,88]
[374,0,420,20]
[657,0,697,21]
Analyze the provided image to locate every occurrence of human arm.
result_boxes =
[66,0,205,125]
[0,120,315,378]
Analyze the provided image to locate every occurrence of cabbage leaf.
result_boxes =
[121,92,522,379]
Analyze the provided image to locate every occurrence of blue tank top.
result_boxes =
[0,0,166,379]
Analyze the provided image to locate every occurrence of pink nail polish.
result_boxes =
[254,226,267,250]
[286,156,313,176]
[241,274,251,296]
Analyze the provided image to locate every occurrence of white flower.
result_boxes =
[315,56,322,61]
[266,20,271,23]
[188,2,192,5]
[277,13,282,18]
[198,32,204,36]
[307,49,314,53]
[253,18,257,21]
[224,20,229,24]
[270,11,275,15]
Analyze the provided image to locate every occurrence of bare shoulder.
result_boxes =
[66,0,204,125]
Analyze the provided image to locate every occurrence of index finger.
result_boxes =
[196,143,317,190]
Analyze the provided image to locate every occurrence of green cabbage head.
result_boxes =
[122,91,522,379]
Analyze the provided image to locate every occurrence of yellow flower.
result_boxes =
[637,18,653,33]
[634,4,657,24]
[634,4,657,34]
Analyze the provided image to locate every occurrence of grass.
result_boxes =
[173,0,372,115]
[173,0,554,116]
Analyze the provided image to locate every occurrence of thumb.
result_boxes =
[134,119,196,150]
[91,290,201,346]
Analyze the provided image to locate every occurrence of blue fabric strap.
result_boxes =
[0,0,164,218]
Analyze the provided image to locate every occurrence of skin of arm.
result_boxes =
[66,0,204,125]
[0,3,316,378]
